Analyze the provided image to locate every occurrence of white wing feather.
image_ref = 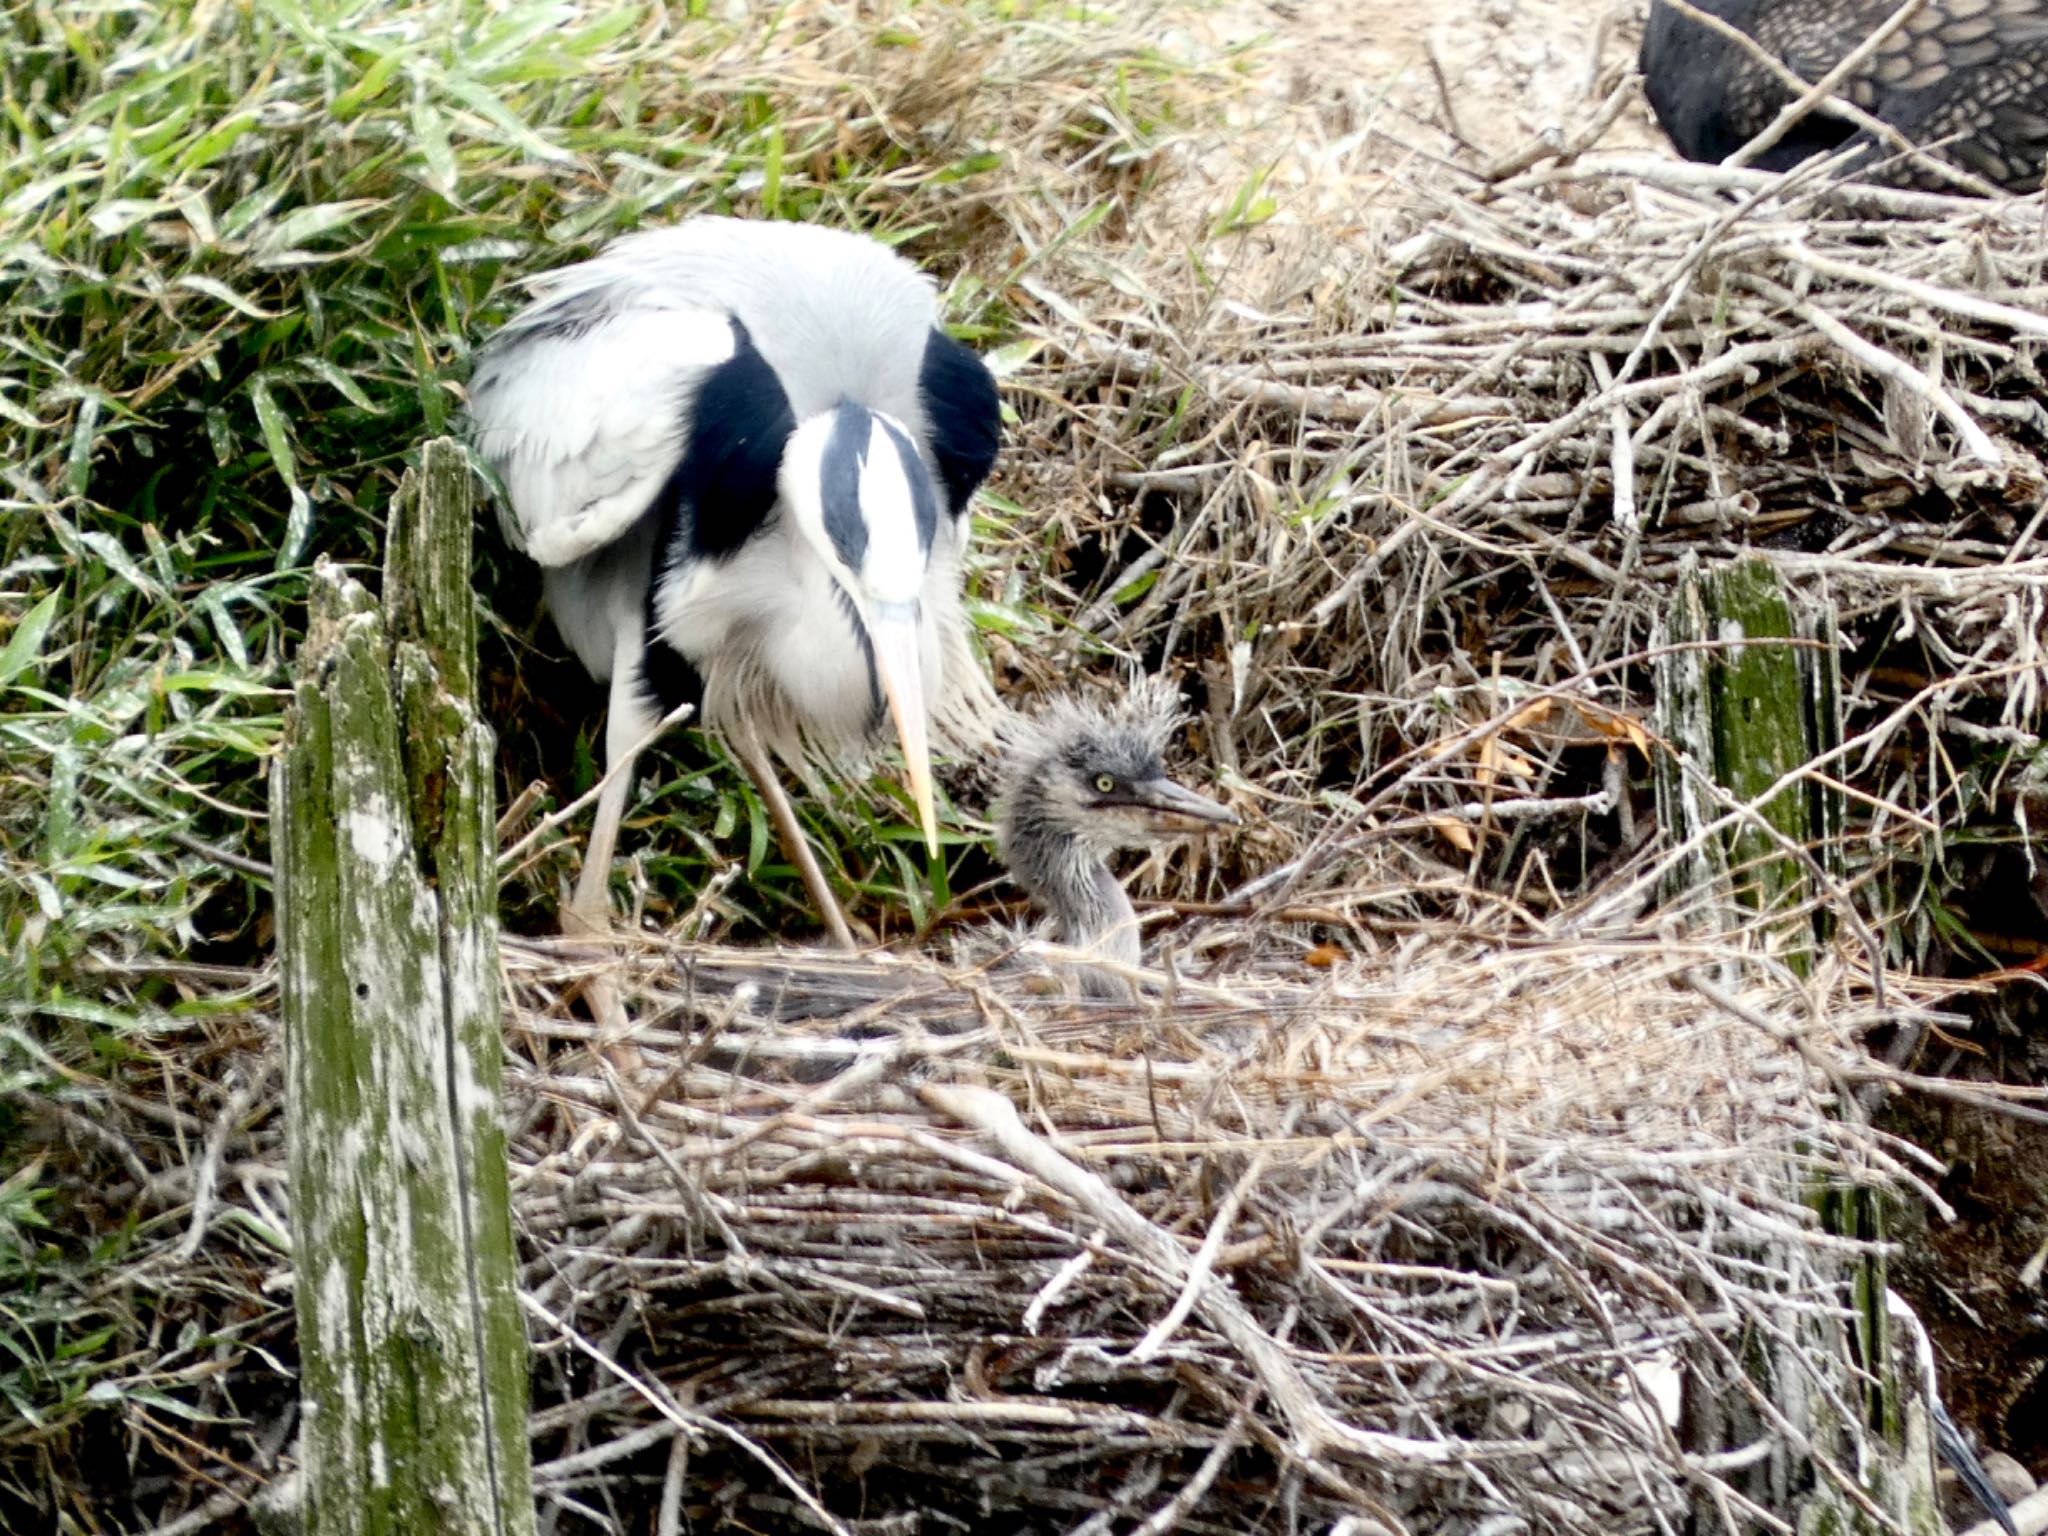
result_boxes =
[469,303,736,567]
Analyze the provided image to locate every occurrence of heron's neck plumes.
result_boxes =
[998,780,1141,1000]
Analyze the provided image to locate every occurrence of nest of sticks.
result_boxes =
[497,917,1978,1536]
[993,135,2048,955]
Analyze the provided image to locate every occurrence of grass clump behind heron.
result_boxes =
[0,1,1208,1520]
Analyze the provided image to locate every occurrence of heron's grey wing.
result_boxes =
[467,303,736,566]
[1867,1,2048,190]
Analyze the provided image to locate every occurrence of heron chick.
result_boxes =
[468,216,1001,948]
[996,680,1237,999]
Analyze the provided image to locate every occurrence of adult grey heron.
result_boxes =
[1641,0,2048,193]
[995,680,1238,999]
[469,216,1001,948]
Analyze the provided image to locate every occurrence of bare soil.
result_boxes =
[1186,0,1661,204]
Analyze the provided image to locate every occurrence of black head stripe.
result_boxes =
[673,317,797,559]
[821,401,870,571]
[917,327,1000,517]
[877,416,939,552]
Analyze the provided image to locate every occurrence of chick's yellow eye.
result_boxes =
[1093,774,1116,795]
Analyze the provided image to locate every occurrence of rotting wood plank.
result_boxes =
[273,438,534,1536]
[1656,553,1937,1534]
[1655,553,1830,964]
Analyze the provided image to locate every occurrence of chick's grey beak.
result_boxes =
[1130,777,1239,832]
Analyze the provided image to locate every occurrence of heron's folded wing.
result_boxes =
[468,304,736,567]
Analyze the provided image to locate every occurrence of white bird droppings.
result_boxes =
[345,802,405,876]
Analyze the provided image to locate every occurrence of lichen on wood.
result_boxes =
[1654,553,1838,966]
[1655,554,1937,1534]
[272,439,533,1536]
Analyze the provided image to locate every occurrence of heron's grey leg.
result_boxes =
[567,766,633,935]
[730,734,858,953]
[565,664,655,1057]
[566,665,652,936]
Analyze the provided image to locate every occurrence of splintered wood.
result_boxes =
[274,442,533,1536]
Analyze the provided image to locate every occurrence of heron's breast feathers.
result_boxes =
[655,528,984,772]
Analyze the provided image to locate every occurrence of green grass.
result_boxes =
[0,0,1198,1519]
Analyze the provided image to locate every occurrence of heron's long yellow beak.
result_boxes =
[866,604,938,855]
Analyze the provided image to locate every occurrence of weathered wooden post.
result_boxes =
[1656,553,1934,1533]
[1654,553,1836,959]
[273,438,534,1536]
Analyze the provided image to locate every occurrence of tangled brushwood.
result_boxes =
[496,927,1969,1536]
[996,143,2048,959]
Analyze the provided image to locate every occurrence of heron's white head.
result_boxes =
[779,401,944,852]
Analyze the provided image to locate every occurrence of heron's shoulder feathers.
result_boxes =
[918,328,1001,518]
[469,296,740,566]
[529,218,942,413]
[469,216,995,564]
